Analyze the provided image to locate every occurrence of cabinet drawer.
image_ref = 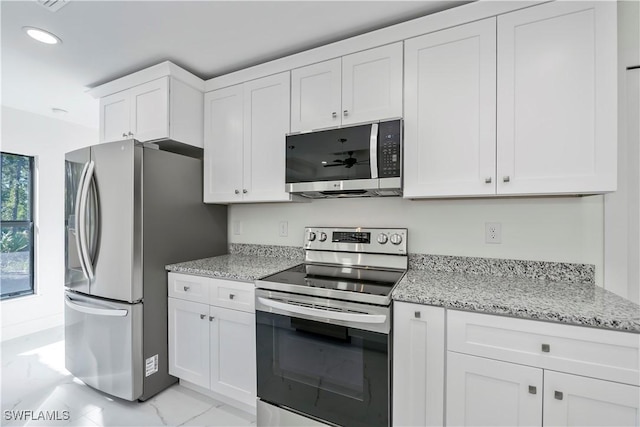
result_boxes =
[168,272,211,303]
[447,310,640,386]
[209,278,254,313]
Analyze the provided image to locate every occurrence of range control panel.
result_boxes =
[304,227,407,255]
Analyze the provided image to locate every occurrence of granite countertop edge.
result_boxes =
[166,253,640,333]
[392,270,640,334]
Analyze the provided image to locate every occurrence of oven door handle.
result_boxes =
[257,297,387,324]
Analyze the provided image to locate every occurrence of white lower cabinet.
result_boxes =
[446,310,640,427]
[446,352,543,426]
[167,273,256,410]
[168,298,210,387]
[209,305,256,406]
[392,302,445,426]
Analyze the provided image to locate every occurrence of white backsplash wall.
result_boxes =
[229,195,604,285]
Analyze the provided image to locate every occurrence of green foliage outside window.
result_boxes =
[1,152,35,299]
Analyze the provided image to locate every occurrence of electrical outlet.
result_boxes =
[232,221,243,235]
[485,222,502,244]
[279,221,288,237]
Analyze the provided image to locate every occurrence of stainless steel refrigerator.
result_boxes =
[64,140,227,401]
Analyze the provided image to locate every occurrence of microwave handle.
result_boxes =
[370,123,379,179]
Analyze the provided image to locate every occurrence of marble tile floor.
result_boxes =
[1,326,256,427]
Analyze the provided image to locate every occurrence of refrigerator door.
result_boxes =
[65,148,92,294]
[89,140,143,302]
[64,290,143,401]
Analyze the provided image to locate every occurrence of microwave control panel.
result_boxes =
[377,120,402,178]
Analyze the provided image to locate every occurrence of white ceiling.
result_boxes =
[1,0,469,129]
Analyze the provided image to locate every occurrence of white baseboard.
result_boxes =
[1,313,64,342]
[179,379,257,416]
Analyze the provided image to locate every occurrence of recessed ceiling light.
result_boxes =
[23,26,62,45]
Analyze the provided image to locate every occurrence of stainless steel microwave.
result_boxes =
[285,119,402,198]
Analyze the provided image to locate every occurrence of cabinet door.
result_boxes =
[392,302,445,427]
[404,18,497,198]
[209,306,256,408]
[497,1,617,195]
[342,43,403,126]
[543,371,640,427]
[168,298,210,388]
[99,90,130,143]
[291,58,341,132]
[129,77,169,142]
[446,352,543,426]
[203,85,244,203]
[242,72,292,202]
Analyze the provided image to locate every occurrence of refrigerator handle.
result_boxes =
[65,296,128,317]
[78,161,95,280]
[74,162,90,279]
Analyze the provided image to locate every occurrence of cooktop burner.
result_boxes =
[260,263,405,298]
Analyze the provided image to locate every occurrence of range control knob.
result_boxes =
[319,232,328,242]
[308,231,317,242]
[377,233,389,244]
[390,233,403,245]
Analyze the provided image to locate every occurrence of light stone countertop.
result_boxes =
[165,254,302,282]
[393,269,640,333]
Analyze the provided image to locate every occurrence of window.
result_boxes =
[1,153,35,300]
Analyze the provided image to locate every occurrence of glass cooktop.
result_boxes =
[258,263,406,304]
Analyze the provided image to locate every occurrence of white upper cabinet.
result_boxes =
[341,43,403,126]
[204,72,293,204]
[291,58,341,132]
[291,43,403,132]
[404,18,497,198]
[404,1,617,198]
[99,76,204,147]
[204,84,244,203]
[496,1,617,195]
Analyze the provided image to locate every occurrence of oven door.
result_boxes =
[255,290,390,427]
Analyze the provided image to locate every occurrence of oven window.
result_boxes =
[257,311,389,427]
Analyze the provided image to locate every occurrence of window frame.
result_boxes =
[1,152,36,300]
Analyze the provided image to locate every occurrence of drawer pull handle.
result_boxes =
[554,391,563,400]
[209,316,214,322]
[414,311,421,319]
[183,286,190,292]
[528,386,537,395]
[229,294,235,300]
[200,314,206,320]
[541,344,550,353]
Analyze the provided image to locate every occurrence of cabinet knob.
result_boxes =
[541,344,550,353]
[229,294,235,300]
[485,177,492,184]
[209,316,214,322]
[343,110,349,117]
[235,189,240,195]
[332,112,337,118]
[243,189,248,194]
[128,131,134,137]
[528,386,537,395]
[122,133,128,138]
[414,311,421,319]
[554,391,563,400]
[183,286,190,292]
[200,314,206,320]
[503,176,511,183]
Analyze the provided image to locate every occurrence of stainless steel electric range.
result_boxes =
[255,227,408,427]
